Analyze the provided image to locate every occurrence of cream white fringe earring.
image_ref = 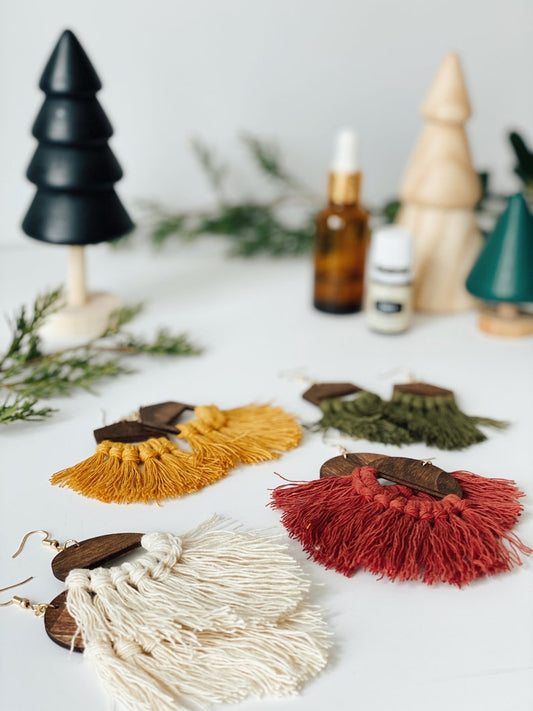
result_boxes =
[49,518,330,711]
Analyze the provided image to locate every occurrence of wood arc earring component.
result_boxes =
[45,533,145,653]
[393,382,455,399]
[320,453,463,499]
[302,383,362,407]
[93,401,195,442]
[52,532,144,581]
[45,591,84,653]
[93,421,174,443]
[139,401,194,432]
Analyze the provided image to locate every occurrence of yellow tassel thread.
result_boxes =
[177,404,302,465]
[139,439,231,501]
[51,404,302,504]
[50,442,141,504]
[50,438,232,504]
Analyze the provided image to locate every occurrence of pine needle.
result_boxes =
[0,394,55,424]
[0,290,202,426]
[146,135,317,257]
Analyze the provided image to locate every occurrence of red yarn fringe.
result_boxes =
[270,466,530,586]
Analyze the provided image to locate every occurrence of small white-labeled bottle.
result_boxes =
[365,225,414,334]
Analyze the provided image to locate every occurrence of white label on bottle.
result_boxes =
[376,301,402,313]
[365,281,413,333]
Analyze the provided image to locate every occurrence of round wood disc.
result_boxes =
[44,591,84,653]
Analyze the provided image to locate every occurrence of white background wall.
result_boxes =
[0,0,531,245]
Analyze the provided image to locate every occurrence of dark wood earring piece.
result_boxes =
[393,382,455,399]
[302,383,362,407]
[45,532,145,653]
[44,591,84,652]
[93,421,172,443]
[93,402,195,442]
[52,532,143,581]
[320,453,463,498]
[139,401,194,432]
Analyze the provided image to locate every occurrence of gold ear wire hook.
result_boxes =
[0,576,34,602]
[12,530,48,558]
[0,577,55,617]
[12,530,79,559]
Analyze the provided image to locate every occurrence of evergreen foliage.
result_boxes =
[0,290,201,425]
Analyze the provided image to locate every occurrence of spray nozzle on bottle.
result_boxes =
[327,129,362,206]
[331,129,360,174]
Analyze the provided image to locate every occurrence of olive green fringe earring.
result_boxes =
[316,391,414,446]
[305,382,508,450]
[384,383,508,450]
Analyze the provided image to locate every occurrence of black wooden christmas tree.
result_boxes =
[22,29,134,337]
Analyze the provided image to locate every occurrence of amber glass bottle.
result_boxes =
[313,131,369,313]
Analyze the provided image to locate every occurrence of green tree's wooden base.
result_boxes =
[479,306,533,337]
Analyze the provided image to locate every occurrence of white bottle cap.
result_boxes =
[368,225,414,285]
[330,129,359,173]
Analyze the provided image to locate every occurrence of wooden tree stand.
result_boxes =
[41,246,122,340]
[479,303,533,337]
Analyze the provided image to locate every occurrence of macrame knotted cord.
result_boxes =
[315,391,414,445]
[177,404,302,466]
[65,519,330,711]
[51,404,302,503]
[312,387,508,450]
[384,390,508,450]
[271,466,530,586]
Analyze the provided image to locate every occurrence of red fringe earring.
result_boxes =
[270,453,530,586]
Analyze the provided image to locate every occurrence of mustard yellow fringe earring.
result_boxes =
[177,404,302,467]
[51,438,226,504]
[51,401,302,504]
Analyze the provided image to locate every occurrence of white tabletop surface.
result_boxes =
[1,240,532,711]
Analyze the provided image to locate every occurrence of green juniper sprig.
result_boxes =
[97,330,201,357]
[239,134,302,189]
[0,289,202,425]
[145,135,317,257]
[0,395,55,424]
[0,288,63,370]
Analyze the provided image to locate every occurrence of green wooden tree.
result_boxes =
[466,192,533,336]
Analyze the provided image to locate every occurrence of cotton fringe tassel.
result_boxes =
[271,466,530,586]
[315,391,414,445]
[65,517,330,711]
[50,438,232,504]
[384,389,508,450]
[177,404,302,467]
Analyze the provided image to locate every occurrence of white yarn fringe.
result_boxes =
[66,517,330,711]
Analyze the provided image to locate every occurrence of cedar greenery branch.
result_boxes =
[144,135,317,257]
[0,289,201,425]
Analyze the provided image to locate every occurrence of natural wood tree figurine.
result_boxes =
[22,29,134,338]
[396,52,482,312]
[466,193,533,337]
